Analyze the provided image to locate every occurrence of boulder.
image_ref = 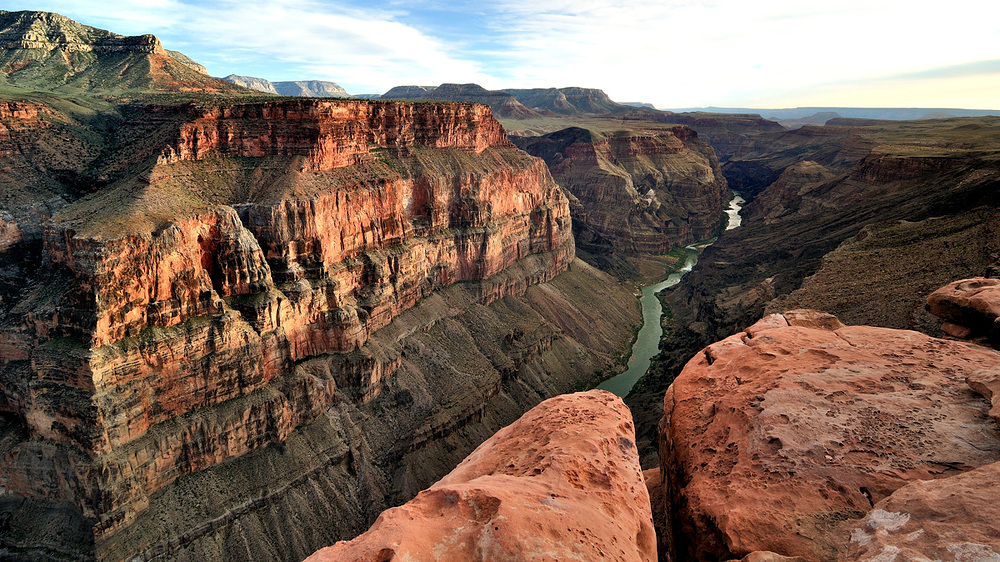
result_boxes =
[927,277,1000,347]
[659,310,1000,561]
[844,460,1000,560]
[307,390,656,562]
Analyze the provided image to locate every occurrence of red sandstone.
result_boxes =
[658,310,1000,561]
[307,390,656,562]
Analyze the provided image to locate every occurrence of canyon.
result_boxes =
[0,57,640,557]
[627,115,1000,465]
[5,9,1000,562]
[305,304,1000,561]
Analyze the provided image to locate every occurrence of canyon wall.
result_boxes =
[514,126,729,280]
[0,98,640,560]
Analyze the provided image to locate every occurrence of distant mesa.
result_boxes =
[221,74,351,98]
[381,83,640,118]
[382,83,539,118]
[768,111,842,129]
[0,10,244,94]
[504,86,625,115]
[621,102,657,109]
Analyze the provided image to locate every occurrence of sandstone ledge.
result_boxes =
[658,309,1000,561]
[307,390,656,562]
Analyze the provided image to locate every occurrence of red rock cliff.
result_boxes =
[152,100,511,171]
[0,99,574,551]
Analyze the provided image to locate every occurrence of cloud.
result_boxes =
[465,0,1000,107]
[12,0,1000,106]
[20,0,493,93]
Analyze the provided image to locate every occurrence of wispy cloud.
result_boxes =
[10,0,1000,107]
[465,0,1000,107]
[20,0,492,93]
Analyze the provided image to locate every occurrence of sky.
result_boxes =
[11,0,1000,109]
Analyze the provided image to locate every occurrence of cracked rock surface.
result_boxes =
[658,309,1000,561]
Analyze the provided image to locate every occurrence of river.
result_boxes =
[598,193,744,397]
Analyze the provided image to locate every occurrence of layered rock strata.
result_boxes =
[514,126,729,276]
[0,98,635,561]
[656,310,1000,561]
[307,390,656,562]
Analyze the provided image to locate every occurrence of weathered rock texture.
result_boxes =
[307,390,655,562]
[0,96,642,561]
[844,461,1000,561]
[657,310,1000,561]
[927,277,1000,346]
[514,126,729,278]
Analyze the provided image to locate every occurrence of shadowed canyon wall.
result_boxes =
[514,126,729,279]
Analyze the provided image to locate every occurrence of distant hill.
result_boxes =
[381,84,640,118]
[670,106,1000,122]
[0,10,243,94]
[504,87,626,115]
[382,83,538,118]
[221,74,350,97]
[771,111,842,129]
[621,102,656,109]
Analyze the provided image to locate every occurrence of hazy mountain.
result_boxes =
[221,74,351,97]
[670,106,1000,121]
[382,83,538,118]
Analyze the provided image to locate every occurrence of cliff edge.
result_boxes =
[307,390,656,562]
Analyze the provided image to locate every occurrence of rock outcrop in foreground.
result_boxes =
[657,310,1000,561]
[308,390,655,562]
